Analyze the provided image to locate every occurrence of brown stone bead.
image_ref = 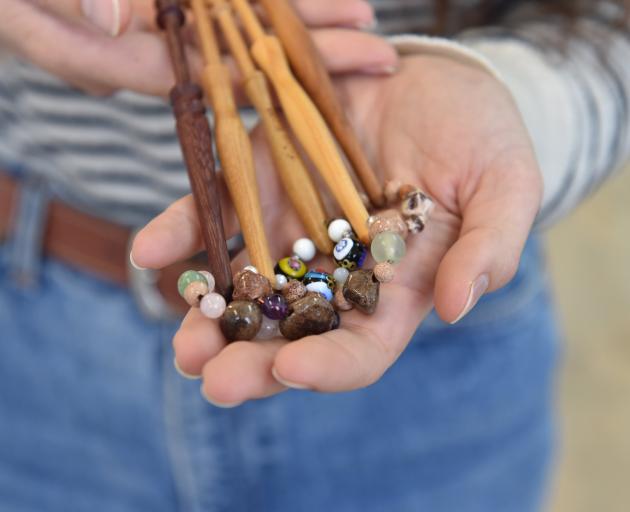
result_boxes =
[220,300,263,342]
[183,280,209,307]
[282,279,307,303]
[343,269,380,315]
[279,292,337,341]
[333,288,354,311]
[368,209,408,241]
[232,269,272,302]
[383,179,402,205]
[374,262,395,283]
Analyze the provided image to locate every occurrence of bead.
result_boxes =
[333,267,350,286]
[220,301,262,342]
[243,265,259,274]
[292,238,316,262]
[200,292,227,319]
[398,184,417,200]
[383,179,402,205]
[256,316,280,340]
[371,231,406,264]
[274,274,288,290]
[282,279,308,303]
[183,280,209,307]
[177,270,207,297]
[400,189,434,221]
[374,262,395,283]
[262,294,290,320]
[305,281,334,302]
[327,219,352,243]
[333,237,367,270]
[198,271,216,293]
[232,269,273,301]
[303,270,335,302]
[279,293,337,340]
[343,270,380,315]
[333,288,353,311]
[275,256,308,280]
[368,209,408,241]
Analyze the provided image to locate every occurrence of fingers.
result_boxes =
[284,0,375,29]
[34,0,133,36]
[433,157,543,323]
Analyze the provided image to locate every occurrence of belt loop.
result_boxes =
[4,176,51,287]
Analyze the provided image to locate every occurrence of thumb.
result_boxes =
[36,0,132,36]
[433,157,543,324]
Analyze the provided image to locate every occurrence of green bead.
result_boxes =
[370,231,406,264]
[177,270,207,297]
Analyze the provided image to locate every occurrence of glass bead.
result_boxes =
[262,294,290,320]
[303,270,335,301]
[333,267,350,285]
[333,237,367,270]
[198,271,215,293]
[292,238,316,262]
[371,231,406,264]
[177,270,207,297]
[200,292,227,319]
[327,219,352,243]
[275,256,308,280]
[256,316,280,340]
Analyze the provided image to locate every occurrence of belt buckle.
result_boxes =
[127,232,180,322]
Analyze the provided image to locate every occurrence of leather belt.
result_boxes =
[0,173,198,318]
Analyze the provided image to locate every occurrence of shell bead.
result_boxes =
[327,219,352,243]
[200,292,227,319]
[371,231,406,264]
[274,274,288,290]
[275,256,308,280]
[183,281,210,307]
[292,238,317,262]
[333,237,367,270]
[177,270,207,297]
[262,294,290,320]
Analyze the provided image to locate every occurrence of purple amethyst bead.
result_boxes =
[262,294,289,320]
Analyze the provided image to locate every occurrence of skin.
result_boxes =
[132,55,543,406]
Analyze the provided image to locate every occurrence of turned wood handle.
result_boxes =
[251,35,370,242]
[243,72,332,254]
[258,0,385,207]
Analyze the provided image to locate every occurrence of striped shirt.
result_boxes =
[0,1,628,227]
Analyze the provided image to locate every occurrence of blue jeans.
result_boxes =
[0,178,560,512]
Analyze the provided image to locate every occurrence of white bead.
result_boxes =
[256,316,280,340]
[333,267,350,285]
[243,265,258,274]
[199,293,227,319]
[198,271,215,293]
[274,274,288,290]
[292,238,316,262]
[328,219,352,243]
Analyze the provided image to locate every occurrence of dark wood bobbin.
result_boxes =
[156,0,233,297]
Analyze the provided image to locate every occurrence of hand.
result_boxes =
[1,0,396,95]
[132,54,542,406]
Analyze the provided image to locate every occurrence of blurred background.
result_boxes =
[547,165,630,512]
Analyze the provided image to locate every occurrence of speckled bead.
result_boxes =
[303,270,335,301]
[282,279,308,303]
[177,270,207,297]
[374,262,395,283]
[333,237,367,270]
[275,256,308,280]
[232,269,273,302]
[262,294,290,320]
[368,209,408,241]
[183,280,209,307]
[371,231,406,264]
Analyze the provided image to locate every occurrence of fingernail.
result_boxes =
[451,274,490,324]
[81,0,122,37]
[129,252,146,271]
[173,358,201,380]
[361,64,398,76]
[271,367,310,390]
[200,385,243,408]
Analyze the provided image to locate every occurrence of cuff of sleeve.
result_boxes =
[388,34,505,86]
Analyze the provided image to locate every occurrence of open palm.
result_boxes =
[132,54,542,406]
